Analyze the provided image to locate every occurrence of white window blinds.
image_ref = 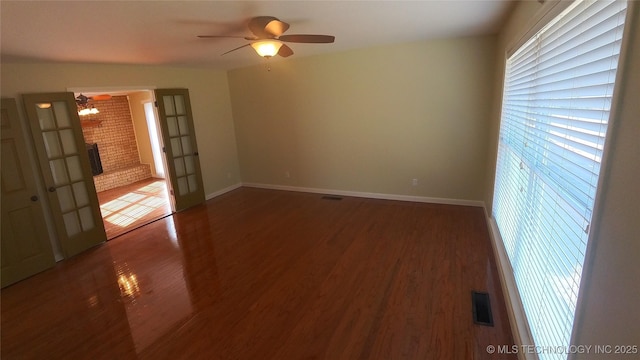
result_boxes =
[493,0,627,357]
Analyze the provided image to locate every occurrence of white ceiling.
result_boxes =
[1,1,514,70]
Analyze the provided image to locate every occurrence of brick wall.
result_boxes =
[81,95,151,192]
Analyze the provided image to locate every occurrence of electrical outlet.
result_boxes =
[285,171,291,178]
[227,172,232,179]
[412,178,418,186]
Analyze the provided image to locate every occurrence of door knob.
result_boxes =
[31,195,38,202]
[48,186,56,192]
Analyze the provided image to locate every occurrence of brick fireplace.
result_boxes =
[81,96,151,192]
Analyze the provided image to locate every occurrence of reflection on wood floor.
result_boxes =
[97,178,172,239]
[1,188,516,359]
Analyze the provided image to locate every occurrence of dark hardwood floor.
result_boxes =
[1,188,516,359]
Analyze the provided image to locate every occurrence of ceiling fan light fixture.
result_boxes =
[251,40,283,57]
[78,105,99,116]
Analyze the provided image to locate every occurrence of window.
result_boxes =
[493,0,627,357]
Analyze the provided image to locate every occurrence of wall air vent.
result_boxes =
[321,195,343,201]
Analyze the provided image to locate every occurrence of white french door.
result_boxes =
[154,89,205,211]
[23,93,107,258]
[1,98,56,287]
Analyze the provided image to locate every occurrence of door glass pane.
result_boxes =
[63,211,81,237]
[78,206,95,231]
[52,101,71,127]
[184,155,194,175]
[58,185,75,212]
[178,116,189,135]
[163,96,175,116]
[42,131,62,158]
[73,182,89,207]
[35,103,52,114]
[167,117,179,136]
[49,159,69,185]
[171,137,182,156]
[177,177,188,196]
[181,136,192,155]
[59,129,77,155]
[66,156,83,182]
[174,95,185,115]
[188,174,198,192]
[174,158,185,176]
[37,106,56,130]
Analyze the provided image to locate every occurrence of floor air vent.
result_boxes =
[321,195,343,201]
[472,291,494,326]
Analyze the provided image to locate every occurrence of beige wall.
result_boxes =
[0,63,240,197]
[486,1,640,356]
[229,36,497,201]
[127,91,156,176]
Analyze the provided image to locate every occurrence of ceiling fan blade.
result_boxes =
[265,19,290,37]
[278,34,335,43]
[278,44,294,58]
[198,35,257,41]
[91,94,112,101]
[248,16,275,37]
[221,43,251,56]
[248,16,289,38]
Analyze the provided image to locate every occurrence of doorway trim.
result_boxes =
[67,86,176,236]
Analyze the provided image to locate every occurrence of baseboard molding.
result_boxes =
[205,183,242,200]
[241,182,484,207]
[483,207,533,360]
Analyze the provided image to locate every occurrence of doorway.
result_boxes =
[74,89,173,239]
[3,89,204,286]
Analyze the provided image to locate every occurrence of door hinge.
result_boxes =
[162,146,166,153]
[170,189,174,195]
[154,101,158,108]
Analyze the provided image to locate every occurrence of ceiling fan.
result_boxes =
[198,16,335,58]
[75,94,112,106]
[75,94,111,116]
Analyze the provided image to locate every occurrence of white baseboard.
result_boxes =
[241,182,484,207]
[205,183,242,200]
[483,207,534,360]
